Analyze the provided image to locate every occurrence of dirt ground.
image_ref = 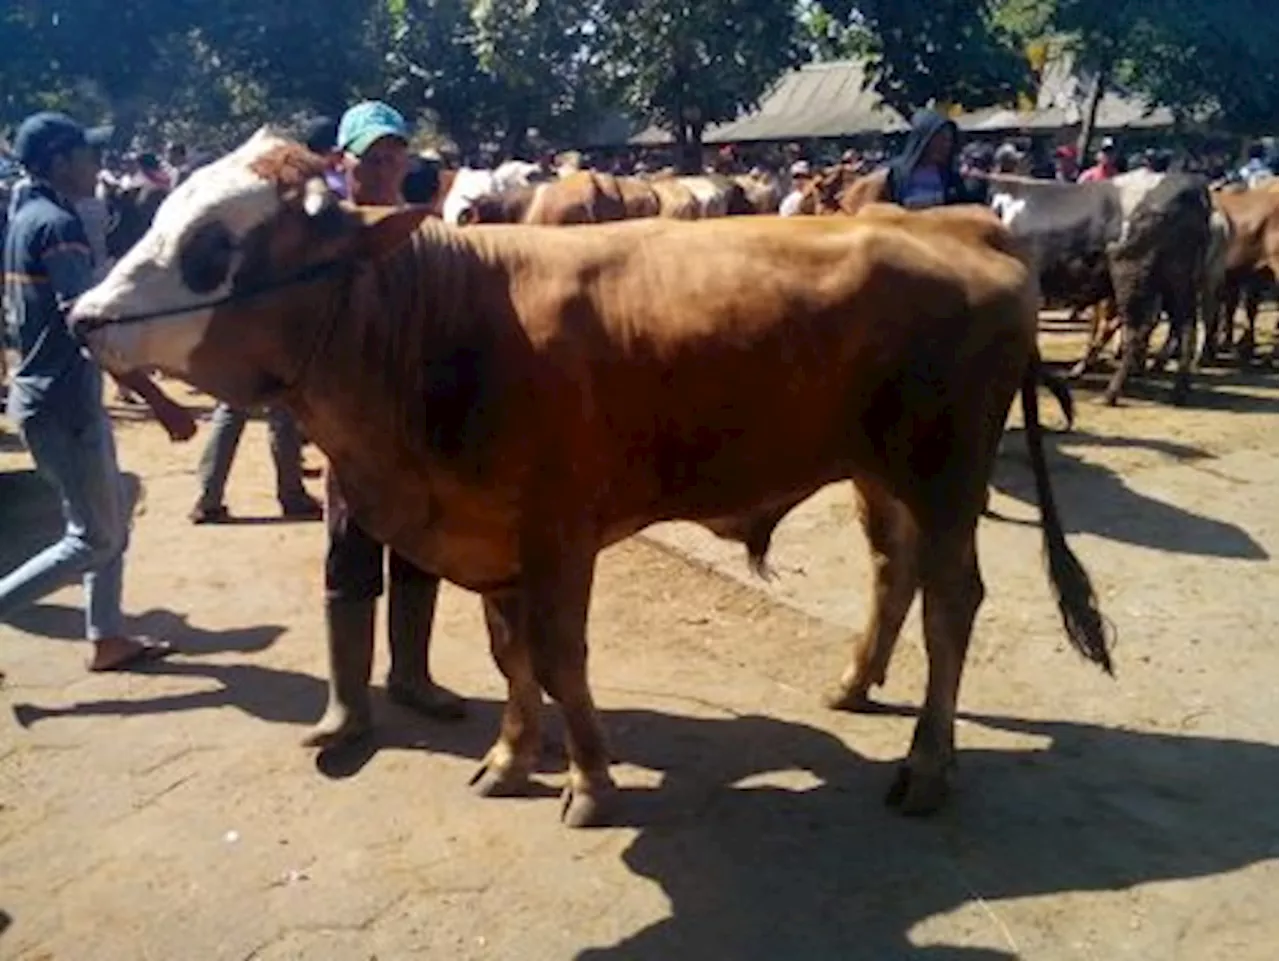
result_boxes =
[0,321,1277,961]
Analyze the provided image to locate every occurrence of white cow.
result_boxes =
[441,161,544,226]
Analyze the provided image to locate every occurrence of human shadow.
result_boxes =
[0,469,144,575]
[11,653,312,730]
[546,706,1277,961]
[3,600,284,655]
[991,432,1268,560]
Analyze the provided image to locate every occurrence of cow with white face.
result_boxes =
[71,126,418,406]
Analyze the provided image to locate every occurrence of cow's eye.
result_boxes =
[180,221,236,294]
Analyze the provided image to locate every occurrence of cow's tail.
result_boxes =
[1021,354,1114,674]
[1038,367,1075,431]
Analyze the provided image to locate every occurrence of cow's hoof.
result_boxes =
[469,754,532,798]
[301,707,371,749]
[560,782,618,829]
[1170,379,1191,407]
[884,764,949,816]
[822,681,876,714]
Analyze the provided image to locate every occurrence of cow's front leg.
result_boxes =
[525,539,616,828]
[471,592,543,797]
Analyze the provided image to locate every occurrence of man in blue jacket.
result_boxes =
[0,112,196,675]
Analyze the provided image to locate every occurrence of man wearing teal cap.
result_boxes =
[336,100,412,207]
[305,100,465,749]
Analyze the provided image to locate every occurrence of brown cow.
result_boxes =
[72,131,1111,828]
[801,166,891,217]
[732,172,783,214]
[462,171,661,225]
[1205,185,1280,365]
[648,176,701,219]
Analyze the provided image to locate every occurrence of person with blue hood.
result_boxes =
[884,109,974,209]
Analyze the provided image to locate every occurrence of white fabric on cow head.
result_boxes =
[71,127,296,377]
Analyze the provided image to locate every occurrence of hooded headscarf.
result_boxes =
[886,109,971,207]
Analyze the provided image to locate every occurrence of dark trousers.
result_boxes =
[324,472,435,601]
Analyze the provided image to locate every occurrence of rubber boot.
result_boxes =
[386,572,467,720]
[302,597,376,748]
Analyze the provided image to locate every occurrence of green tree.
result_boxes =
[470,0,605,154]
[849,0,1033,119]
[594,0,811,171]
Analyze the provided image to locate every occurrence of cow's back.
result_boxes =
[1215,187,1280,275]
[461,211,1037,528]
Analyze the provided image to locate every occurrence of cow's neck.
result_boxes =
[287,226,504,490]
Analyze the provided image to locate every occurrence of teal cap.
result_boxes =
[337,101,409,157]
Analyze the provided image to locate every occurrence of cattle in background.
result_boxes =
[441,162,547,225]
[800,165,892,217]
[732,172,783,214]
[1203,183,1280,366]
[72,131,1112,827]
[648,176,701,219]
[460,171,662,225]
[103,180,169,261]
[985,171,1212,405]
[680,174,755,217]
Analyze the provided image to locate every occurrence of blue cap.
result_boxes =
[14,111,112,171]
[337,101,409,157]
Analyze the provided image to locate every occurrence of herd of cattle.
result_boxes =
[3,128,1275,827]
[5,153,1275,409]
[426,160,1279,407]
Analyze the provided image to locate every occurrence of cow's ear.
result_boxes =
[356,206,433,261]
[303,177,336,217]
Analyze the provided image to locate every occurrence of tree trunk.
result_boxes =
[1075,60,1110,159]
[679,122,704,175]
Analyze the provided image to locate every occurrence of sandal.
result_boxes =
[88,637,175,672]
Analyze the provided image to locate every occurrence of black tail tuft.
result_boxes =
[1022,355,1114,674]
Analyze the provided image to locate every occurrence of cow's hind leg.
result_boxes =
[523,542,616,828]
[1102,294,1157,406]
[471,592,544,797]
[1237,281,1262,366]
[825,480,919,712]
[887,521,984,815]
[1067,300,1120,379]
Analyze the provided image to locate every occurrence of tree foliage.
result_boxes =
[0,0,1272,152]
[848,0,1033,118]
[593,0,813,161]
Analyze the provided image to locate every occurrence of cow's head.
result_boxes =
[71,127,428,406]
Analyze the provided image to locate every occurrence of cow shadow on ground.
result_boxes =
[1067,367,1278,414]
[990,430,1268,561]
[572,705,1276,961]
[308,696,1277,960]
[9,672,1275,959]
